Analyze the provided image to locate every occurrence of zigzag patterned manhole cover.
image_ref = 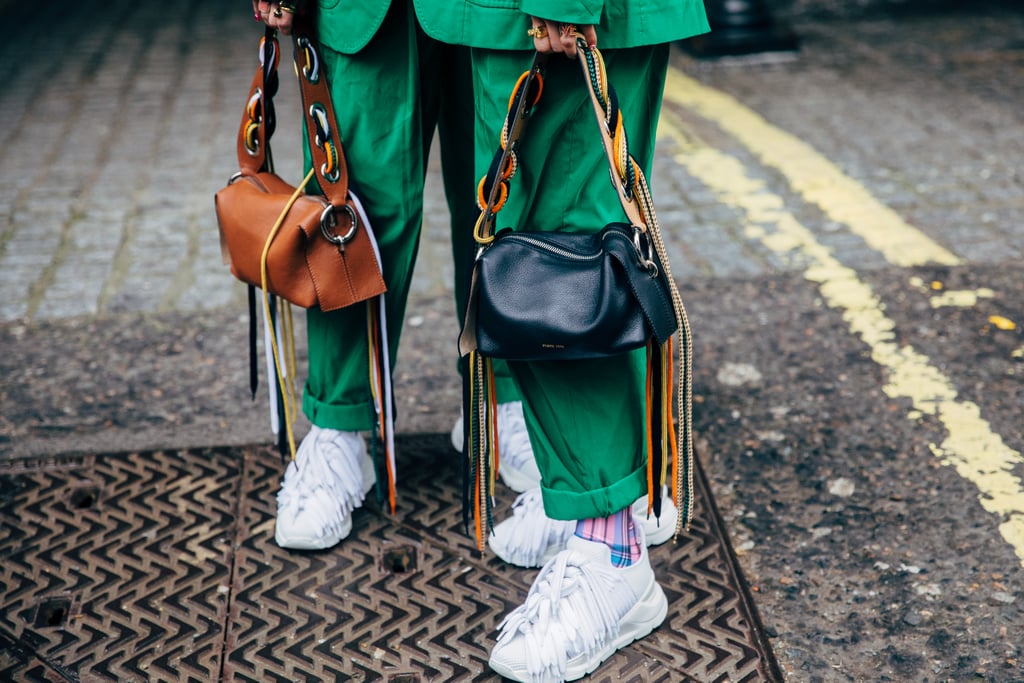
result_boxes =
[0,436,781,681]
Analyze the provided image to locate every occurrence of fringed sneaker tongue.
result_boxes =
[490,488,574,567]
[495,546,638,681]
[276,427,369,539]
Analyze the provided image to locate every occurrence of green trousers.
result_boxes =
[470,44,672,520]
[302,2,505,428]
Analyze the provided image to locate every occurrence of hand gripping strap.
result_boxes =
[233,24,351,207]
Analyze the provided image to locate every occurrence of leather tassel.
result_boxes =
[460,355,472,535]
[268,297,288,462]
[369,424,381,505]
[486,359,499,505]
[644,342,655,518]
[465,352,496,553]
[367,298,397,514]
[472,353,485,550]
[476,354,489,551]
[485,358,498,533]
[649,341,664,519]
[275,394,287,460]
[248,285,258,400]
[663,339,675,501]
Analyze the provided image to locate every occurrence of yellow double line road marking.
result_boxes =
[661,68,1024,564]
[663,69,961,268]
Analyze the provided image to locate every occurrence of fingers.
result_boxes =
[578,25,598,51]
[528,17,597,58]
[528,19,560,54]
[255,2,295,35]
[557,22,579,56]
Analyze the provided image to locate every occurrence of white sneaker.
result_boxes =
[450,401,541,493]
[488,531,668,682]
[489,487,678,568]
[489,488,575,568]
[632,488,677,547]
[274,426,376,550]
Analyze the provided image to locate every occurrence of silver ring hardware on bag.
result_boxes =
[247,90,263,124]
[632,227,658,277]
[307,103,341,182]
[297,36,320,83]
[243,89,264,156]
[608,167,635,203]
[320,160,341,183]
[244,127,261,156]
[309,103,330,147]
[621,182,634,202]
[259,34,277,70]
[320,203,358,250]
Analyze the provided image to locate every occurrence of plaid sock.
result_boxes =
[574,507,642,568]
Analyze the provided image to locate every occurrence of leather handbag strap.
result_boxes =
[473,49,645,244]
[473,52,546,244]
[575,45,696,536]
[574,48,648,229]
[234,24,350,211]
[575,45,695,536]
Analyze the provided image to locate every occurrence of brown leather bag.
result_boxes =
[214,26,386,311]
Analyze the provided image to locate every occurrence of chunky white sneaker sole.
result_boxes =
[488,579,668,682]
[489,534,668,682]
[632,488,677,547]
[488,580,667,681]
[274,448,376,550]
[564,578,668,681]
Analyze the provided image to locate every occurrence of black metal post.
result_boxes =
[682,0,799,58]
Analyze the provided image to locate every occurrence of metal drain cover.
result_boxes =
[0,436,780,681]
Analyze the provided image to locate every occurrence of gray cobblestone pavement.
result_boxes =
[2,1,1023,681]
[3,2,1017,323]
[1,3,259,322]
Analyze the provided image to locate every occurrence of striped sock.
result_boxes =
[574,507,642,568]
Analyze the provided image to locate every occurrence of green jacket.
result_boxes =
[317,0,709,53]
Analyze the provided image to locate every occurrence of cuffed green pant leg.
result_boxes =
[470,44,671,519]
[305,3,475,430]
[508,351,650,520]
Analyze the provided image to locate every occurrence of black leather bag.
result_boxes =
[459,49,681,362]
[473,224,677,360]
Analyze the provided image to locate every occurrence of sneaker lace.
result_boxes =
[277,427,368,535]
[492,489,574,566]
[496,549,637,680]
